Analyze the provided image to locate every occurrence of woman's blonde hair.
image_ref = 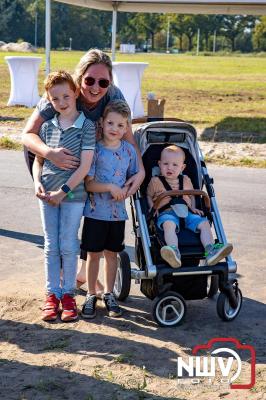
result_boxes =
[73,49,113,89]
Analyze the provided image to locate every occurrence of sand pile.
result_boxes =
[0,41,36,52]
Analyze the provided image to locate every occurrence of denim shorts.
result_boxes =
[157,209,207,233]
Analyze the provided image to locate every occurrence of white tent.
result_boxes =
[45,0,266,72]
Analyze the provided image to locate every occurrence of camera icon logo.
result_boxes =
[177,337,256,389]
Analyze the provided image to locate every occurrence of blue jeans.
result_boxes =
[39,200,84,299]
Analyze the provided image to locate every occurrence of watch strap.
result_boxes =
[61,184,74,199]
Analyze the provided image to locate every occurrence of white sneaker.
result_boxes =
[205,243,233,266]
[160,246,181,268]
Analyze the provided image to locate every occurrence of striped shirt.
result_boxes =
[40,112,95,202]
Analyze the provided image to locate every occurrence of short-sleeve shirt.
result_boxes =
[83,140,139,221]
[147,175,193,210]
[37,85,125,122]
[40,112,95,202]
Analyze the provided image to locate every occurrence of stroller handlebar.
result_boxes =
[153,189,211,211]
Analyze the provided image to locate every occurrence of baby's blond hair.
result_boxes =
[160,145,185,162]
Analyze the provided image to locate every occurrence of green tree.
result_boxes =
[220,15,255,51]
[0,0,32,43]
[170,14,187,51]
[129,13,163,50]
[183,15,197,51]
[194,15,224,51]
[118,12,144,47]
[0,0,112,50]
[253,17,266,51]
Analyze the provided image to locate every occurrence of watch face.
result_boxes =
[61,184,70,193]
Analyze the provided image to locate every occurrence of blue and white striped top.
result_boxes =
[40,112,95,202]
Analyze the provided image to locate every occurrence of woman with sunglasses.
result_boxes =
[22,48,145,293]
[22,49,144,193]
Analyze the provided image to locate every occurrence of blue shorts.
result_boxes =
[157,210,207,233]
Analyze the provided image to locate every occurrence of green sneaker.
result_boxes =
[205,243,233,266]
[160,245,181,268]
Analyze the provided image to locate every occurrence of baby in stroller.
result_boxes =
[147,145,232,268]
[113,120,242,326]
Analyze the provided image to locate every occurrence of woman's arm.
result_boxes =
[22,109,79,170]
[22,109,49,156]
[123,124,145,196]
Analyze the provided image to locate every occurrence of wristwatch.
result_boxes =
[61,184,74,199]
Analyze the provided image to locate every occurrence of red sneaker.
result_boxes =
[42,294,60,321]
[61,294,78,322]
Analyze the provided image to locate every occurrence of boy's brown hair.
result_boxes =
[102,100,131,123]
[44,70,76,94]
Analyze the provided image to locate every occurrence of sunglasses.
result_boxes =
[84,77,110,89]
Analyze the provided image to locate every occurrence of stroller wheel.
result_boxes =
[207,275,219,298]
[217,287,242,321]
[152,291,186,327]
[113,251,131,301]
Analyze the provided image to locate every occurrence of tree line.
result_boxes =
[1,0,266,52]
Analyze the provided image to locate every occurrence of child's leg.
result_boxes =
[102,250,122,317]
[197,220,214,248]
[161,220,181,268]
[39,200,61,321]
[86,251,102,294]
[59,202,84,297]
[101,221,125,317]
[163,220,179,247]
[80,252,102,320]
[197,220,233,265]
[103,250,118,294]
[77,257,104,295]
[39,200,61,299]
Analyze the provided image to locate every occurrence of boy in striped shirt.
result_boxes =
[32,71,95,322]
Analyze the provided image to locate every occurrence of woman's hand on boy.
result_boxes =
[47,147,80,170]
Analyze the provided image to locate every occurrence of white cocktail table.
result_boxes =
[112,62,148,118]
[5,56,42,108]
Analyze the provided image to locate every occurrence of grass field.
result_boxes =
[1,51,266,143]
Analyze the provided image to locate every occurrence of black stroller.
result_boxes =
[114,120,242,327]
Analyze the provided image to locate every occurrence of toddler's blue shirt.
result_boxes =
[83,140,139,221]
